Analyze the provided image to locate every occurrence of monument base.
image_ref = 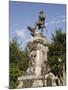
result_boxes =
[17,72,59,88]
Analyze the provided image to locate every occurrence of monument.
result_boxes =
[17,11,60,88]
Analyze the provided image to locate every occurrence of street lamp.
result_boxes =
[58,58,62,62]
[58,58,65,85]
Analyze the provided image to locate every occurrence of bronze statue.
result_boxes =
[27,11,46,36]
[36,11,45,30]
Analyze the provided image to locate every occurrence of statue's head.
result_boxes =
[39,11,45,20]
[40,11,44,14]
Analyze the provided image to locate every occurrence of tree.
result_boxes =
[9,37,29,88]
[48,28,66,85]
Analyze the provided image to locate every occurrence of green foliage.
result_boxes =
[9,38,29,88]
[9,28,66,88]
[9,64,21,88]
[48,28,66,79]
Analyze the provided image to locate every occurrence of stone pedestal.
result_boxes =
[17,32,58,88]
[27,32,49,75]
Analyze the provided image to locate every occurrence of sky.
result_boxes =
[9,1,66,49]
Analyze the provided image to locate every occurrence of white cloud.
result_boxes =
[56,18,66,24]
[16,30,24,37]
[15,27,27,38]
[50,21,55,24]
[45,22,49,26]
[15,27,31,41]
[45,18,66,26]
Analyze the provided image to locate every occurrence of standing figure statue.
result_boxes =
[36,11,45,30]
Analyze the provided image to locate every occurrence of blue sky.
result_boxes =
[9,1,66,49]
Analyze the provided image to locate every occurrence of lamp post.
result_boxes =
[58,58,65,85]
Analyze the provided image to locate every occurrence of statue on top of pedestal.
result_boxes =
[27,11,46,36]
